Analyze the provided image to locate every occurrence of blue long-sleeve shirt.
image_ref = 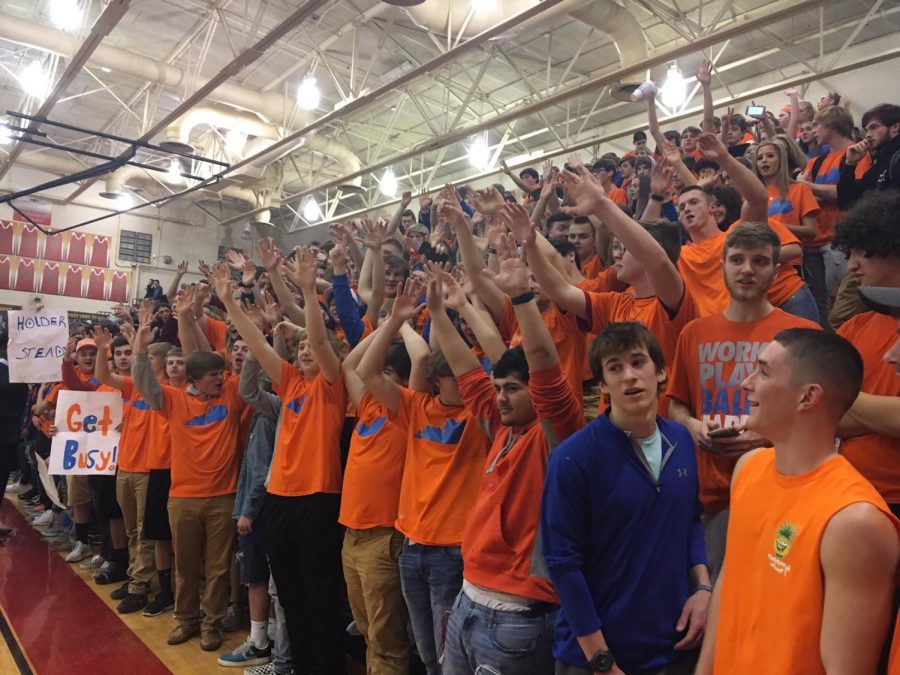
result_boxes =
[541,411,706,673]
[332,273,366,347]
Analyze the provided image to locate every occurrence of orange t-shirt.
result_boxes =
[159,376,247,498]
[838,312,900,504]
[339,392,407,529]
[667,309,820,513]
[204,317,228,353]
[390,388,490,546]
[804,147,847,247]
[677,220,803,316]
[499,298,584,403]
[580,255,605,280]
[766,182,820,235]
[889,619,900,675]
[713,450,897,674]
[579,266,628,294]
[268,361,347,497]
[117,377,154,473]
[608,186,627,206]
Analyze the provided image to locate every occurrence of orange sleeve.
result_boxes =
[609,188,627,206]
[665,327,694,407]
[577,290,619,333]
[204,317,227,352]
[458,367,501,440]
[530,363,584,444]
[386,386,416,428]
[795,183,820,218]
[768,218,800,247]
[498,297,519,345]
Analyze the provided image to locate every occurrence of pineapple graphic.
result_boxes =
[773,522,798,559]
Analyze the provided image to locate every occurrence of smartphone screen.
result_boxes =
[746,105,765,118]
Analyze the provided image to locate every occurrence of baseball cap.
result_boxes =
[75,337,98,352]
[859,286,900,316]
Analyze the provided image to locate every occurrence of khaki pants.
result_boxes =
[168,494,235,630]
[342,527,409,675]
[116,471,155,596]
[66,474,91,507]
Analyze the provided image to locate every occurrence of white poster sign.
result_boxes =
[49,390,121,475]
[7,310,68,383]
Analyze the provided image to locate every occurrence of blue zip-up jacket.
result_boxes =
[332,273,366,347]
[541,411,706,673]
[235,359,281,520]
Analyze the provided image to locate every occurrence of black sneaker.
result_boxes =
[17,489,38,501]
[142,592,175,617]
[117,593,148,614]
[95,565,128,586]
[110,581,130,600]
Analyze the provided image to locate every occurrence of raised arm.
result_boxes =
[329,243,367,348]
[174,288,201,356]
[358,218,386,328]
[386,191,413,236]
[131,304,163,410]
[697,58,716,135]
[399,322,431,393]
[166,260,188,300]
[426,275,482,376]
[784,88,800,139]
[646,87,667,149]
[500,159,532,193]
[90,326,125,390]
[282,247,342,384]
[342,328,384,408]
[210,263,286,383]
[697,133,768,222]
[238,355,281,419]
[441,271,506,364]
[258,237,305,326]
[560,166,684,312]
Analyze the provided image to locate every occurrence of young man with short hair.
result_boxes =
[837,103,900,209]
[590,159,627,206]
[696,329,899,674]
[623,130,649,158]
[542,322,709,675]
[668,224,820,579]
[433,239,584,674]
[546,212,573,244]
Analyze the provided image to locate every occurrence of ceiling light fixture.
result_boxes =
[379,168,398,198]
[224,128,247,157]
[467,132,491,172]
[111,193,133,210]
[164,159,183,185]
[49,0,83,31]
[660,63,687,109]
[302,197,322,222]
[473,0,498,10]
[0,119,12,145]
[297,76,321,111]
[19,60,52,101]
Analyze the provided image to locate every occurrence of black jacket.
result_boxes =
[837,133,900,210]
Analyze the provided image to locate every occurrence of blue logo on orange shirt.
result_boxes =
[767,198,794,216]
[186,405,228,427]
[131,399,151,411]
[815,167,840,185]
[414,418,466,444]
[286,395,307,414]
[356,416,386,438]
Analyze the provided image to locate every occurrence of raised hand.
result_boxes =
[361,218,386,250]
[440,270,469,311]
[439,200,472,233]
[697,132,730,162]
[257,237,282,272]
[425,276,445,316]
[241,259,257,286]
[260,291,283,326]
[400,191,413,209]
[197,259,211,276]
[567,152,586,173]
[418,192,433,210]
[274,320,303,341]
[138,298,156,329]
[176,260,188,275]
[329,242,348,273]
[696,57,712,86]
[241,300,265,330]
[438,183,459,207]
[558,168,610,216]
[208,262,235,301]
[497,203,537,246]
[134,299,157,352]
[499,159,512,175]
[471,186,505,216]
[661,139,683,165]
[845,139,869,166]
[485,234,530,298]
[90,325,112,351]
[224,249,247,271]
[650,159,675,196]
[281,247,317,293]
[119,322,136,346]
[390,278,425,324]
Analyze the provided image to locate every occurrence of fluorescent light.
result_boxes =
[225,128,247,156]
[113,193,133,209]
[473,0,498,10]
[660,64,687,109]
[467,132,491,172]
[19,60,52,101]
[379,168,398,197]
[302,197,322,222]
[0,119,11,145]
[164,159,183,185]
[49,0,82,31]
[297,76,321,111]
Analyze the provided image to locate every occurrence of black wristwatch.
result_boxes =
[588,650,616,672]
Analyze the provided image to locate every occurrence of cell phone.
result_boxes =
[746,105,766,118]
[708,427,741,439]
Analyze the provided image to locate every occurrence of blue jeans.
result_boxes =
[268,574,293,675]
[442,590,558,675]
[398,542,464,675]
[779,284,819,324]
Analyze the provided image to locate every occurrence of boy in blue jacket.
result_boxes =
[541,322,710,675]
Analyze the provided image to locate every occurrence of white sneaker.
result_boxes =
[5,481,29,494]
[32,510,54,526]
[79,554,106,571]
[65,540,91,563]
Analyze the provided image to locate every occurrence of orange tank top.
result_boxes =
[713,449,896,674]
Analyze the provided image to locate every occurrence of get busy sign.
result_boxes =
[49,390,122,475]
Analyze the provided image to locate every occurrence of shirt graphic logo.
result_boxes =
[768,521,799,576]
[186,405,228,427]
[676,468,688,478]
[286,395,307,414]
[356,416,386,438]
[414,418,466,445]
[131,399,151,411]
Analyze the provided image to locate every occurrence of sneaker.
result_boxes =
[41,527,65,539]
[98,559,115,574]
[17,488,38,501]
[65,540,91,563]
[52,537,74,552]
[32,510,54,527]
[167,623,200,645]
[95,565,128,585]
[217,636,273,668]
[142,592,175,617]
[5,481,28,494]
[117,593,148,614]
[243,665,275,675]
[201,626,223,652]
[27,494,41,506]
[221,603,244,632]
[79,555,106,571]
[110,581,131,600]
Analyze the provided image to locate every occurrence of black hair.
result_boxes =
[633,130,647,143]
[426,349,454,380]
[638,219,682,265]
[729,114,749,132]
[681,155,697,172]
[591,159,616,174]
[710,185,743,231]
[861,103,900,130]
[635,156,653,172]
[549,238,581,268]
[111,335,130,350]
[385,342,412,382]
[600,152,620,163]
[402,209,416,220]
[493,346,529,383]
[590,322,666,388]
[832,191,900,259]
[570,216,596,238]
[618,156,636,169]
[663,129,682,146]
[519,168,540,182]
[695,159,720,173]
[546,212,573,228]
[774,328,863,417]
[383,254,410,279]
[185,351,226,382]
[682,125,702,136]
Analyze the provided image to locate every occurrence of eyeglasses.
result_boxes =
[612,242,626,256]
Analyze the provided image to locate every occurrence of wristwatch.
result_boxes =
[588,650,616,672]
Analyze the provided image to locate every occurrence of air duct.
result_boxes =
[398,0,648,100]
[99,165,152,199]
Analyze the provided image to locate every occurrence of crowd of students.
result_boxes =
[2,56,900,675]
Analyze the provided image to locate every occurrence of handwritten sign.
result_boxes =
[49,391,121,475]
[8,310,69,383]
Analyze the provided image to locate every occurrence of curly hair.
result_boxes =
[832,191,900,258]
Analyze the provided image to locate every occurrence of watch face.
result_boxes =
[590,651,615,672]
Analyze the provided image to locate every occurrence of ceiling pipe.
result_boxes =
[398,0,648,99]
